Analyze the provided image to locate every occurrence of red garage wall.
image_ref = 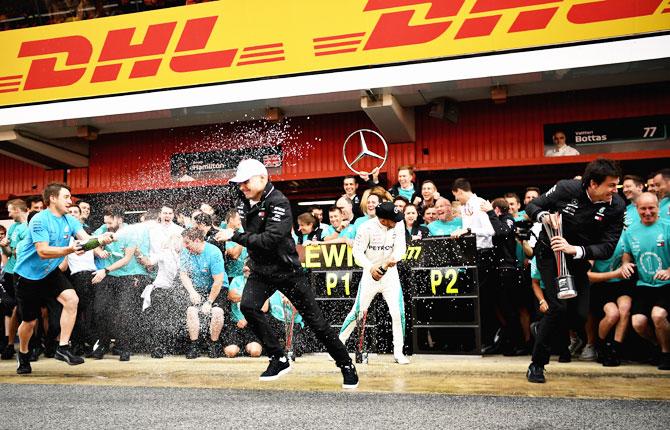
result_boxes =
[1,82,668,199]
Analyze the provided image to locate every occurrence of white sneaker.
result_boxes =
[580,344,596,361]
[394,354,410,365]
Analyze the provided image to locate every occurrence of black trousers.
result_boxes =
[477,248,497,345]
[497,266,523,346]
[70,271,96,347]
[240,269,351,366]
[144,287,187,353]
[532,246,590,365]
[93,275,150,351]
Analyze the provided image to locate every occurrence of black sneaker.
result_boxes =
[208,342,221,359]
[119,351,131,362]
[340,363,359,389]
[527,363,546,383]
[259,355,291,381]
[16,351,31,375]
[658,352,670,371]
[151,347,164,359]
[90,340,107,360]
[558,349,571,363]
[602,341,621,367]
[29,347,40,362]
[55,345,85,365]
[44,341,57,359]
[186,342,200,359]
[1,344,15,360]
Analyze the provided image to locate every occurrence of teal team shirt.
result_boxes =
[269,292,304,328]
[229,275,246,322]
[95,224,150,277]
[225,240,248,278]
[15,210,82,280]
[622,219,670,287]
[180,242,227,294]
[513,213,526,268]
[591,236,625,283]
[660,197,670,219]
[353,215,372,231]
[397,187,415,202]
[624,203,641,227]
[530,257,545,289]
[4,221,28,274]
[427,218,462,236]
[334,224,357,240]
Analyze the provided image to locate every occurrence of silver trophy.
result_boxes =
[542,213,577,299]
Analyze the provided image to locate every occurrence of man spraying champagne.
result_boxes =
[339,202,410,364]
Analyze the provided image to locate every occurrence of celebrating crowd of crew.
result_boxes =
[0,163,668,378]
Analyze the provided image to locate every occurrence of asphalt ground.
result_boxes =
[1,354,669,429]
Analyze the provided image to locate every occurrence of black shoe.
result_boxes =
[151,347,164,359]
[16,351,32,375]
[558,349,571,363]
[111,344,121,356]
[527,363,545,383]
[55,345,85,365]
[186,342,199,359]
[340,363,359,389]
[90,341,107,360]
[208,342,221,359]
[602,341,621,367]
[1,344,15,360]
[119,351,130,362]
[29,347,40,362]
[259,355,291,381]
[658,352,670,371]
[44,342,57,359]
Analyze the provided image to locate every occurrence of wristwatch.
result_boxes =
[104,268,110,275]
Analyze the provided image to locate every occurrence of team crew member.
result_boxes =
[14,183,113,374]
[525,159,625,383]
[339,202,409,364]
[403,204,428,242]
[218,159,358,387]
[428,198,462,236]
[323,206,356,245]
[180,228,228,359]
[653,169,670,218]
[483,198,523,355]
[621,175,644,227]
[0,199,28,360]
[587,236,632,367]
[622,192,670,370]
[63,205,98,355]
[225,265,263,358]
[451,178,496,350]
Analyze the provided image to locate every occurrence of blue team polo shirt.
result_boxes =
[180,242,227,294]
[4,221,28,275]
[622,219,670,288]
[591,236,625,283]
[624,203,640,228]
[15,210,82,280]
[427,218,462,236]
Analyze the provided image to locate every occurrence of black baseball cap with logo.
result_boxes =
[375,202,404,222]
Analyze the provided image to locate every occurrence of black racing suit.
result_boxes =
[525,179,625,366]
[487,210,522,349]
[231,181,352,366]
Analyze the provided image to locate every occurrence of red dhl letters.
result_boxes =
[7,0,669,96]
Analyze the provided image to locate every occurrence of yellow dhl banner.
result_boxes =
[0,0,668,107]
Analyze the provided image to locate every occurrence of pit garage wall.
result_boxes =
[1,82,668,199]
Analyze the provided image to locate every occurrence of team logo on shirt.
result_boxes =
[657,233,665,248]
[594,206,606,221]
[639,252,663,276]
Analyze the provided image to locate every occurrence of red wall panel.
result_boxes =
[0,156,63,199]
[1,83,668,198]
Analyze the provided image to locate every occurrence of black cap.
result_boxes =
[375,202,404,222]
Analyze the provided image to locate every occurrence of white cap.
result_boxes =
[229,159,268,183]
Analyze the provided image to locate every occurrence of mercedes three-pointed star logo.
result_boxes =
[342,129,388,175]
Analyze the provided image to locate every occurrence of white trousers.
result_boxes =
[339,268,405,355]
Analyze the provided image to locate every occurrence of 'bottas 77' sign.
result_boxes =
[1,0,669,107]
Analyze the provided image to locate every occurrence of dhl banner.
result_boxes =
[0,0,669,108]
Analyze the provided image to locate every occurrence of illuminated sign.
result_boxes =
[0,1,668,107]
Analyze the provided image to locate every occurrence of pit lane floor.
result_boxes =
[1,354,668,429]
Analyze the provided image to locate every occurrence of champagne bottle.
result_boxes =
[79,237,102,251]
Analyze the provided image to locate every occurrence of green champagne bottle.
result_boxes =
[79,237,102,251]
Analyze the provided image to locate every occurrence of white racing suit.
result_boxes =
[339,218,407,356]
